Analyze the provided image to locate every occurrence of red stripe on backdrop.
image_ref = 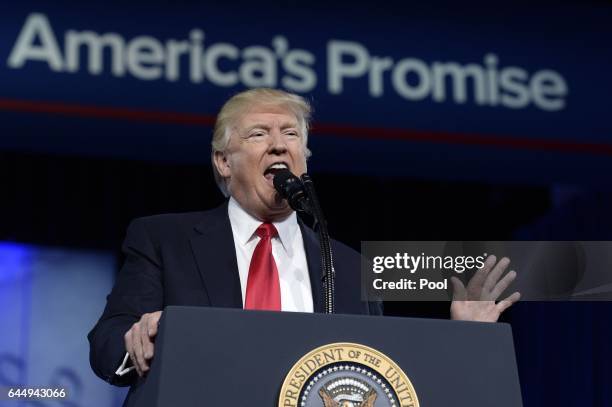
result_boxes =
[0,98,216,126]
[313,123,612,156]
[1,97,612,156]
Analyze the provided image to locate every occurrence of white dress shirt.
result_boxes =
[228,197,314,313]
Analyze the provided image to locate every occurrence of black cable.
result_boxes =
[301,174,335,314]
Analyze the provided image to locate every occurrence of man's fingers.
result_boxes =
[496,292,521,313]
[144,318,156,360]
[138,319,154,371]
[466,255,496,292]
[123,312,162,377]
[144,338,155,361]
[132,323,149,374]
[147,315,159,339]
[124,328,142,377]
[130,353,142,377]
[450,276,467,301]
[483,257,510,293]
[489,270,517,301]
[145,311,162,359]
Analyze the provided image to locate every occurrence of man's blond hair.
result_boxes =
[211,88,312,197]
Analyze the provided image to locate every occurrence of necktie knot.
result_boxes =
[256,222,278,239]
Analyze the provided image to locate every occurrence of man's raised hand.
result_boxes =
[450,255,521,322]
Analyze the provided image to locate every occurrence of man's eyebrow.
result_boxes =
[245,123,271,132]
[244,122,299,131]
[280,121,299,129]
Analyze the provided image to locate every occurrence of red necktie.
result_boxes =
[245,223,281,311]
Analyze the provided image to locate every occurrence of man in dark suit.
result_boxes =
[88,88,382,387]
[88,88,519,389]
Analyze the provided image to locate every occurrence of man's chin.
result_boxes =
[264,197,292,219]
[273,192,287,207]
[270,200,291,213]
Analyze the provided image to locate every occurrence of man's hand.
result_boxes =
[450,255,521,322]
[124,311,162,377]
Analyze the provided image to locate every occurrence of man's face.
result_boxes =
[214,104,307,221]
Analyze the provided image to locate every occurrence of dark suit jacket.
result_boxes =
[88,201,381,386]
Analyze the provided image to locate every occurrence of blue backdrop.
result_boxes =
[0,1,611,185]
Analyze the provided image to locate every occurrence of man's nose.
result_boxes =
[268,130,288,154]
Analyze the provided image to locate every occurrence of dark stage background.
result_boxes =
[2,150,611,406]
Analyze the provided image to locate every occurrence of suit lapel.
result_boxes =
[190,202,243,309]
[190,202,323,313]
[300,222,324,313]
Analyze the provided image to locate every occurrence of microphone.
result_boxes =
[274,169,335,313]
[273,169,311,213]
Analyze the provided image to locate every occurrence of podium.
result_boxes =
[124,306,522,407]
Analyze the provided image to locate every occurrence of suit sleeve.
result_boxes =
[87,218,164,386]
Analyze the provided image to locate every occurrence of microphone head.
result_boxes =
[273,169,308,212]
[272,169,297,192]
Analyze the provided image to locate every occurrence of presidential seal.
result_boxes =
[279,343,419,407]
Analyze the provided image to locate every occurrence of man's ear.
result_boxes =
[213,150,231,177]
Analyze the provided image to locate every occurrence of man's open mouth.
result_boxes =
[263,162,289,182]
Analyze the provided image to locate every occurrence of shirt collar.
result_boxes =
[227,197,298,256]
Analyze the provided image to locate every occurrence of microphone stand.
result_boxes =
[300,174,335,314]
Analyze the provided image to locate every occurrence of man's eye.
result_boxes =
[285,131,299,137]
[250,132,265,138]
